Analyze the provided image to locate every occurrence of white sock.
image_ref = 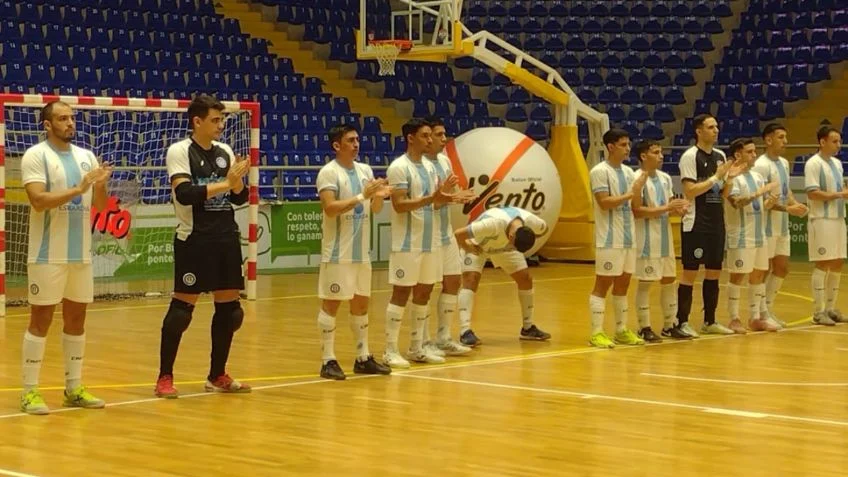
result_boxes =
[63,333,86,392]
[458,288,474,333]
[612,295,628,332]
[765,275,784,312]
[350,314,369,361]
[409,303,429,353]
[660,282,677,329]
[827,272,841,311]
[635,281,652,329]
[812,268,827,313]
[385,303,405,353]
[422,315,431,342]
[728,283,741,320]
[437,293,457,342]
[317,310,336,364]
[745,283,758,321]
[754,283,766,320]
[22,331,46,392]
[518,288,534,330]
[589,294,606,335]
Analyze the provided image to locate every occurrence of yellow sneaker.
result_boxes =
[614,328,646,345]
[589,332,616,349]
[63,386,105,409]
[21,389,49,415]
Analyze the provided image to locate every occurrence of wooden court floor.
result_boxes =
[0,262,847,476]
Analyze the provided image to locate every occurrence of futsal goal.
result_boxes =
[0,94,260,316]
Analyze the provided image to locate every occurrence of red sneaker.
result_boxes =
[155,375,179,399]
[204,374,251,393]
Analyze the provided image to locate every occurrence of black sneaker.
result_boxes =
[460,329,482,347]
[519,324,551,341]
[638,326,663,343]
[353,355,391,375]
[661,325,693,340]
[320,360,346,380]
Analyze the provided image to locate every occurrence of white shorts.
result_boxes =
[28,263,94,306]
[318,262,372,300]
[389,250,442,286]
[726,247,770,274]
[441,239,462,277]
[461,249,528,276]
[808,218,848,261]
[635,256,677,281]
[766,234,791,258]
[595,248,636,276]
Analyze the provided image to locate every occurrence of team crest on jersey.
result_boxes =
[215,156,228,169]
[182,273,197,286]
[29,284,39,296]
[819,247,827,255]
[694,248,704,259]
[330,283,340,293]
[645,266,654,275]
[80,162,91,171]
[395,269,405,279]
[735,259,744,268]
[604,262,613,271]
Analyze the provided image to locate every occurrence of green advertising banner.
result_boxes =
[94,226,175,278]
[789,214,808,259]
[270,202,323,261]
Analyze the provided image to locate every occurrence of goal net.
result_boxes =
[0,94,260,315]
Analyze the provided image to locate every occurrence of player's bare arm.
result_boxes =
[25,168,99,213]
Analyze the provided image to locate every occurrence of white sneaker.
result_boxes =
[765,315,785,329]
[768,311,787,327]
[423,341,446,357]
[435,339,472,356]
[406,348,446,364]
[679,322,700,338]
[382,351,410,369]
[701,322,734,335]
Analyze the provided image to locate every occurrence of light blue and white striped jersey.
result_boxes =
[317,159,375,264]
[634,169,675,258]
[590,161,636,249]
[804,153,845,220]
[426,152,454,246]
[752,154,791,238]
[387,153,440,253]
[725,170,766,249]
[21,141,97,264]
[468,206,547,254]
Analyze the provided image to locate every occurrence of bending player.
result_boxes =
[19,100,112,414]
[804,126,848,326]
[722,138,779,333]
[454,206,552,345]
[155,95,251,397]
[422,116,472,357]
[587,128,647,348]
[752,124,808,327]
[315,124,393,379]
[631,140,690,342]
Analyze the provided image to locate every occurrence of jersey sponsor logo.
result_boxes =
[182,273,197,286]
[215,156,228,169]
[30,284,39,296]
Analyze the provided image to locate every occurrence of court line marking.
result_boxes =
[640,372,848,387]
[0,469,41,477]
[396,374,848,428]
[798,329,848,336]
[0,275,595,318]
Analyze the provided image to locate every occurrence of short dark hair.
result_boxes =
[727,137,755,157]
[602,128,630,147]
[328,124,358,146]
[402,118,430,139]
[634,140,662,162]
[693,113,715,132]
[514,226,536,253]
[423,115,445,129]
[187,94,225,129]
[40,100,71,123]
[761,123,786,139]
[817,125,840,142]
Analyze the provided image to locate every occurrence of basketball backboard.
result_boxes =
[356,0,465,64]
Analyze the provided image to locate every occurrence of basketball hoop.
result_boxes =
[369,39,413,76]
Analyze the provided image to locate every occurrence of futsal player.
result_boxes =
[453,206,552,343]
[804,126,848,326]
[675,114,736,337]
[155,95,251,398]
[752,124,808,327]
[315,124,393,380]
[722,138,779,333]
[19,100,112,414]
[382,118,458,368]
[631,140,691,342]
[587,128,648,348]
[422,116,472,356]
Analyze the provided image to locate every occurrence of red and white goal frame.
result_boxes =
[0,94,260,315]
